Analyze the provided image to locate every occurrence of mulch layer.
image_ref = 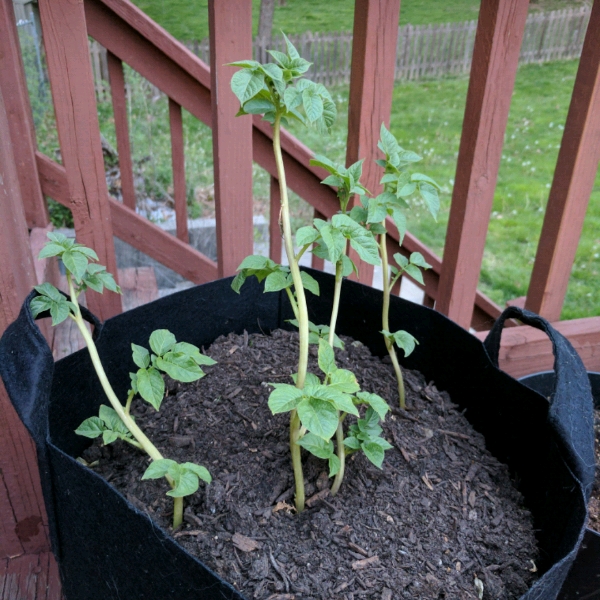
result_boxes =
[84,329,539,600]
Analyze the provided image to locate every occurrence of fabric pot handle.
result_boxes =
[483,306,595,498]
[0,289,103,447]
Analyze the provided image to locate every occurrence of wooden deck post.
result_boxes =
[345,0,401,286]
[436,0,529,329]
[0,0,49,229]
[38,0,121,321]
[208,0,254,278]
[0,78,55,568]
[525,0,600,322]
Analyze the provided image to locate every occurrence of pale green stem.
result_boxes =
[379,233,406,409]
[66,274,183,526]
[173,498,183,529]
[290,410,305,512]
[121,437,143,450]
[294,243,312,264]
[328,261,343,348]
[273,112,308,512]
[285,287,299,321]
[330,414,346,496]
[125,390,135,415]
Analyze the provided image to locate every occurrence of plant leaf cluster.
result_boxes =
[129,330,216,410]
[31,233,120,325]
[231,255,320,298]
[288,319,344,349]
[76,405,137,446]
[362,124,442,243]
[143,458,211,497]
[268,339,391,475]
[230,34,336,134]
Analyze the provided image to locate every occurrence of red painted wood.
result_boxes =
[106,52,136,211]
[269,177,282,262]
[525,0,600,322]
[436,0,529,329]
[36,153,218,284]
[86,0,500,322]
[208,0,254,277]
[345,0,400,285]
[474,316,600,378]
[85,0,212,127]
[39,0,121,321]
[0,0,49,229]
[0,85,51,561]
[168,99,189,243]
[311,210,325,271]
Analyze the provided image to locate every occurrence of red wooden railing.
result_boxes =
[1,0,600,597]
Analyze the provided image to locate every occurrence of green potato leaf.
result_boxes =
[155,353,204,382]
[142,458,177,480]
[149,329,177,356]
[268,384,304,414]
[131,343,150,369]
[137,366,165,410]
[297,396,339,441]
[300,271,320,296]
[75,416,105,439]
[318,338,336,376]
[296,432,334,459]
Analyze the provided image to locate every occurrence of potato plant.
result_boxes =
[31,232,213,527]
[229,36,392,510]
[367,124,439,408]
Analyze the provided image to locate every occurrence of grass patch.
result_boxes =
[129,0,586,40]
[286,59,600,320]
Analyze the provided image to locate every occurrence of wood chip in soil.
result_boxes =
[84,329,539,599]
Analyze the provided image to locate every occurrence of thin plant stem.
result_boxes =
[330,415,346,496]
[66,274,183,526]
[173,498,183,529]
[285,288,299,321]
[328,260,347,495]
[328,261,343,348]
[125,390,135,415]
[379,233,406,409]
[273,111,308,512]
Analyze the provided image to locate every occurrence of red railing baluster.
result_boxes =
[526,0,600,322]
[208,0,254,278]
[107,51,137,211]
[436,0,529,330]
[168,98,189,244]
[345,0,401,286]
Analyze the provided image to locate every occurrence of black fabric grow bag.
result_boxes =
[0,270,595,600]
[519,370,600,600]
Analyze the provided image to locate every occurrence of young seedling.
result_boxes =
[365,124,439,408]
[230,36,391,509]
[31,232,213,527]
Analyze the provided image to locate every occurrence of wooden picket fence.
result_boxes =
[83,6,591,97]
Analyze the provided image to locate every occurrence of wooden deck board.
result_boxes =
[0,553,61,600]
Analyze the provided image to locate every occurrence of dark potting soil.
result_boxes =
[84,329,539,600]
[589,408,600,533]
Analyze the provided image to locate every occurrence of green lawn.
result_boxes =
[129,0,586,40]
[284,59,600,321]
